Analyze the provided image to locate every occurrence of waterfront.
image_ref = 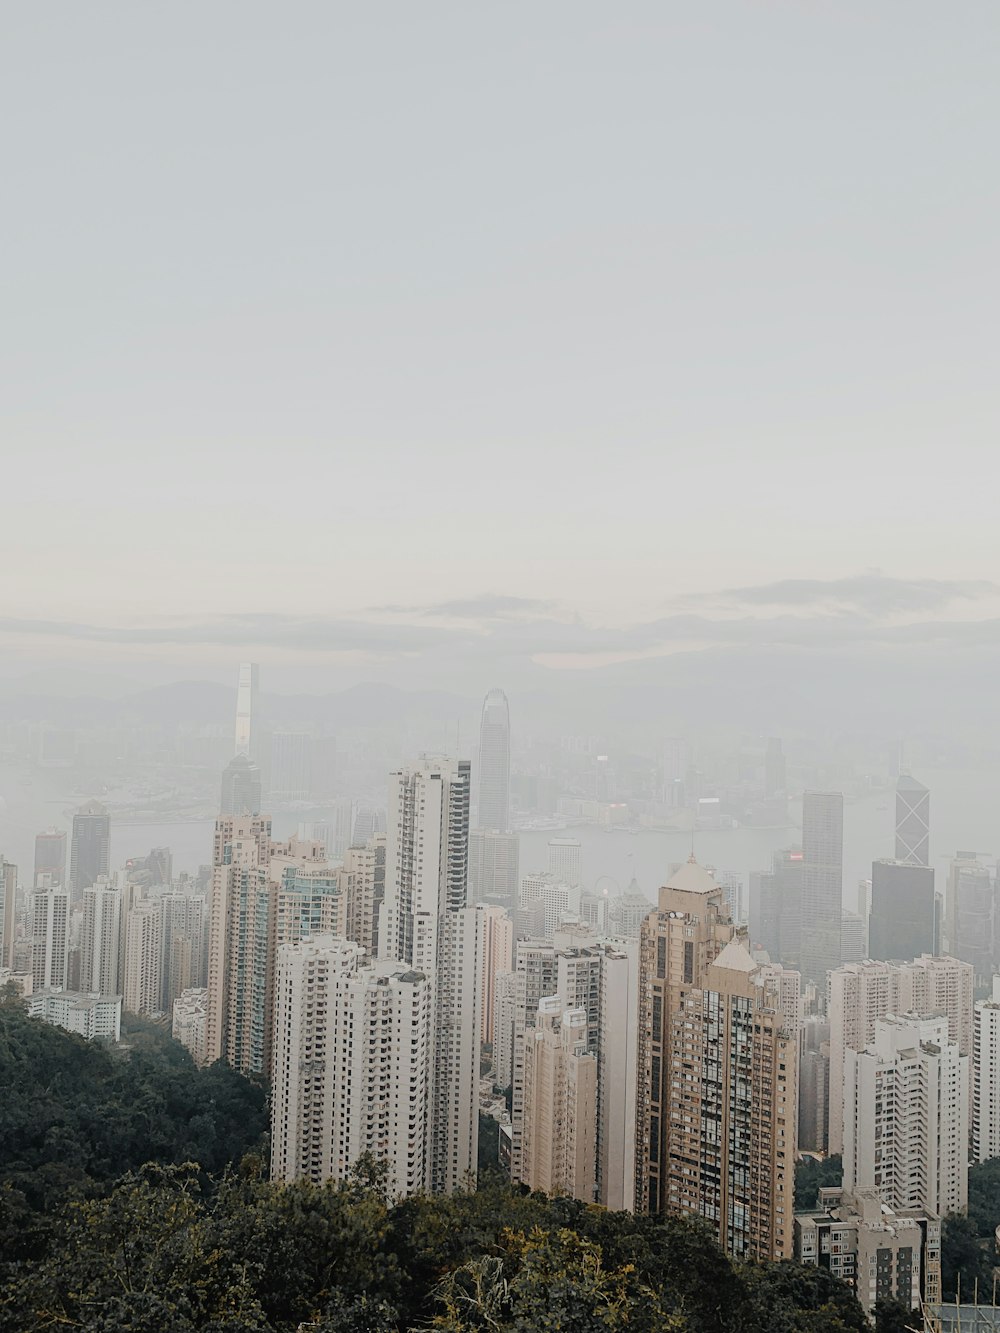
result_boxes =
[1,764,999,911]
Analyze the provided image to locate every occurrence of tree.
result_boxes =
[940,1212,996,1301]
[874,1298,922,1333]
[793,1155,843,1210]
[968,1157,1000,1238]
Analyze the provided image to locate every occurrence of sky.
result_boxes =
[2,3,998,689]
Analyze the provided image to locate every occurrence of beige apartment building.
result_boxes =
[521,998,597,1201]
[636,856,736,1215]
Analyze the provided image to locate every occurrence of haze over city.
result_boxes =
[2,5,1000,1331]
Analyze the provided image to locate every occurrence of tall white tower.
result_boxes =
[844,1012,967,1218]
[234,662,259,758]
[29,884,70,992]
[80,878,123,995]
[270,934,432,1197]
[379,756,480,1193]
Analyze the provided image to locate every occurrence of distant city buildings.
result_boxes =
[749,847,803,969]
[547,837,582,887]
[234,662,259,758]
[220,754,263,817]
[468,829,519,912]
[868,859,937,962]
[895,773,930,866]
[945,857,995,989]
[800,792,844,989]
[34,829,66,887]
[69,801,110,901]
[477,688,511,834]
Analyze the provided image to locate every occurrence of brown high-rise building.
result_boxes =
[636,856,736,1215]
[666,939,797,1261]
[521,998,597,1202]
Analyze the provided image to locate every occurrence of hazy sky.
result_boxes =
[3,3,998,682]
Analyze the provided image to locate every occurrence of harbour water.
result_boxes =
[1,765,999,911]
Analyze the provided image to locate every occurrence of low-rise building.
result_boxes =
[27,988,121,1041]
[795,1186,941,1316]
[172,987,209,1066]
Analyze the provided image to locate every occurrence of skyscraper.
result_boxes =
[341,833,387,955]
[637,857,735,1215]
[234,662,259,758]
[379,756,480,1194]
[220,754,263,816]
[868,860,937,962]
[123,900,162,1016]
[827,955,974,1156]
[547,838,582,887]
[521,1000,597,1201]
[34,829,66,887]
[1,858,16,972]
[80,879,123,996]
[69,801,110,900]
[477,904,513,1047]
[666,939,798,1261]
[800,792,844,989]
[468,829,520,912]
[30,883,70,992]
[945,857,995,988]
[844,1013,967,1219]
[206,815,275,1074]
[268,732,312,801]
[895,774,930,867]
[749,847,803,967]
[477,688,511,833]
[271,934,432,1196]
[973,977,1000,1164]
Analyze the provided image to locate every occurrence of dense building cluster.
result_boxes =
[6,666,1000,1327]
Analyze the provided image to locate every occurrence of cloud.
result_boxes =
[2,596,999,666]
[0,614,467,655]
[373,593,560,621]
[699,574,999,618]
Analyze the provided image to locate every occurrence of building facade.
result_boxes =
[29,884,70,993]
[843,1013,968,1219]
[828,955,974,1156]
[521,999,597,1201]
[270,935,432,1198]
[636,857,736,1216]
[378,757,480,1194]
[665,939,797,1261]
